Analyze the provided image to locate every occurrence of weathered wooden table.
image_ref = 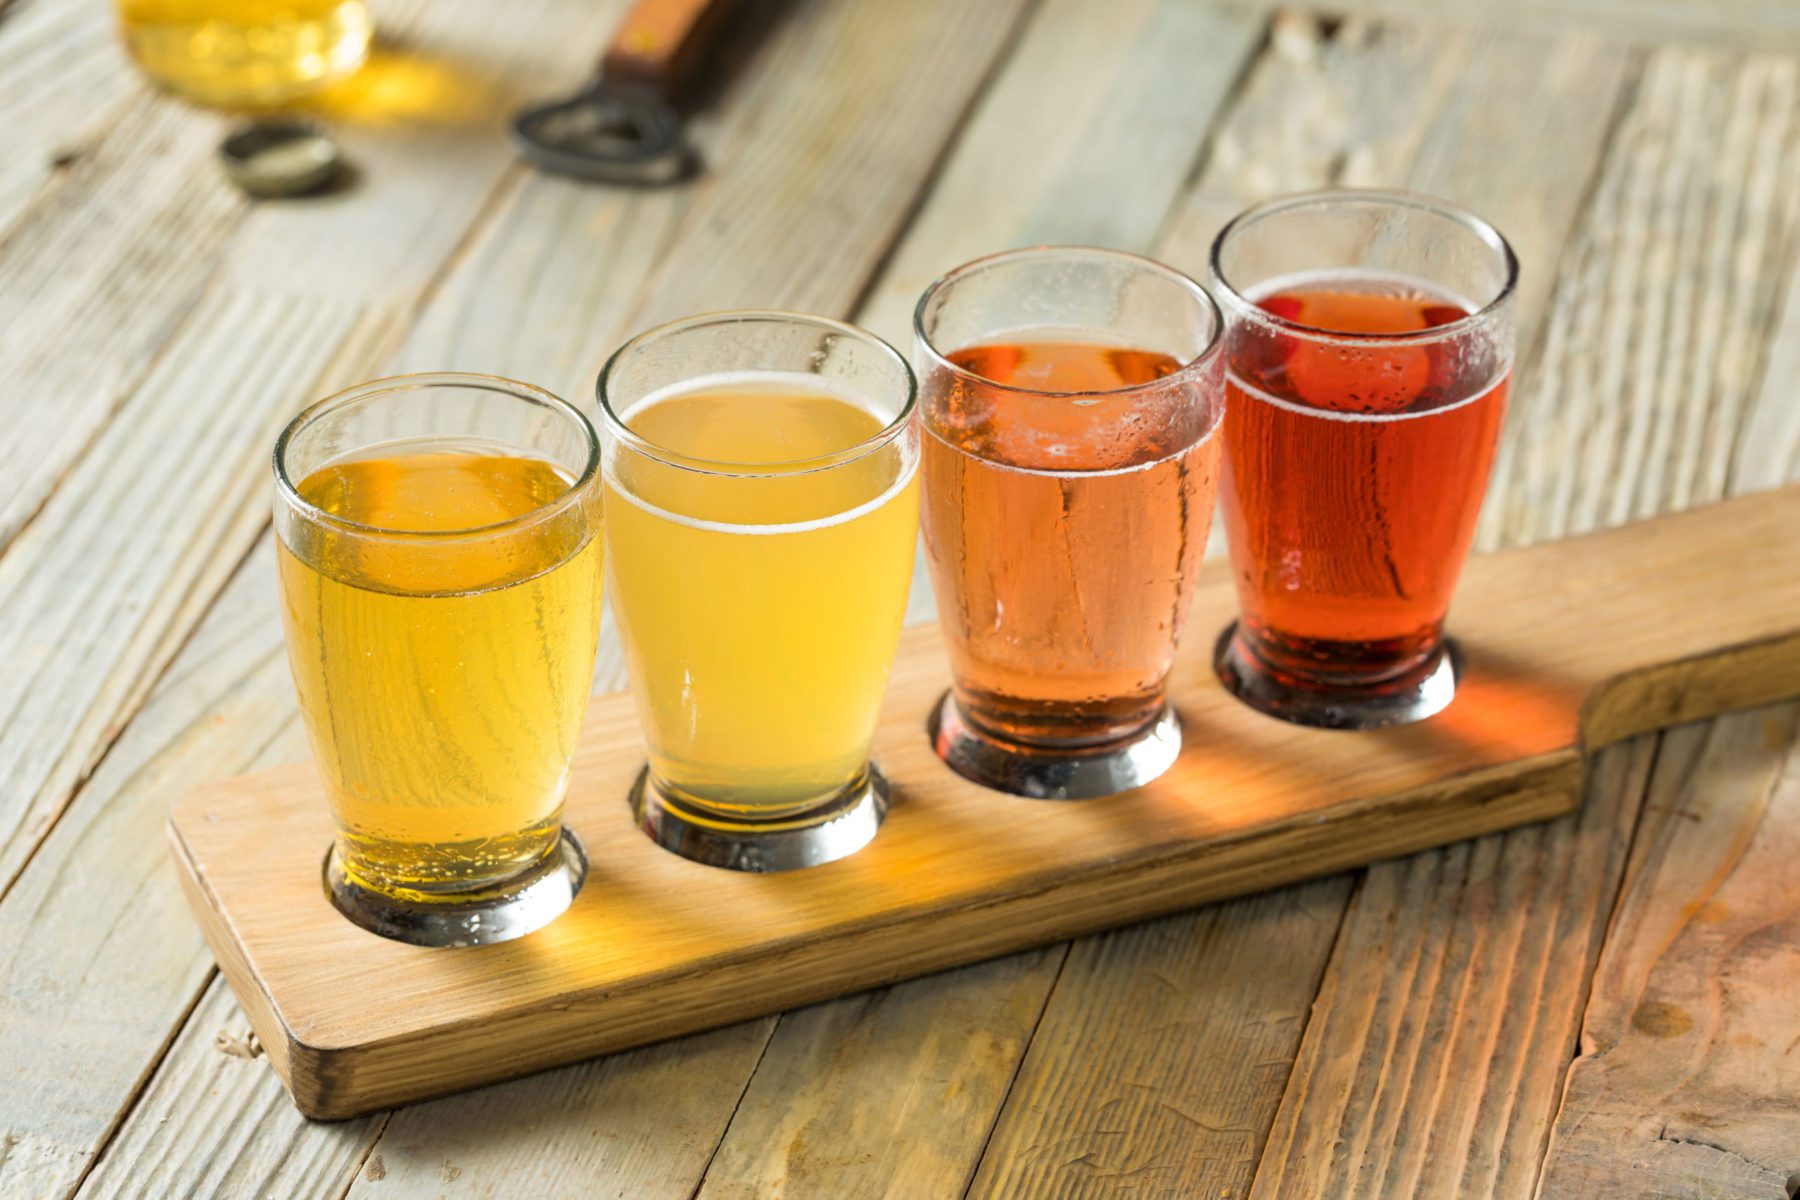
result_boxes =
[3,0,1797,1196]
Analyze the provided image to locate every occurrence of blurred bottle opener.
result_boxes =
[513,0,740,185]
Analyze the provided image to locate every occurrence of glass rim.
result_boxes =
[595,309,918,478]
[912,244,1225,400]
[1209,188,1521,347]
[272,371,601,541]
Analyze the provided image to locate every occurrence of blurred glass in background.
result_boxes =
[116,0,371,108]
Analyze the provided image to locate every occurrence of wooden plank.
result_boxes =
[0,0,142,234]
[171,488,1800,1119]
[384,175,688,397]
[1729,252,1800,494]
[1226,37,1800,1197]
[0,0,630,895]
[950,26,1636,1192]
[0,94,247,552]
[338,1021,779,1199]
[1236,0,1800,50]
[0,0,448,559]
[72,977,384,1200]
[1534,704,1800,1198]
[676,9,1272,1194]
[0,289,367,876]
[1159,12,1466,292]
[17,4,1785,1194]
[599,0,1030,334]
[1242,736,1659,1198]
[1156,16,1630,560]
[340,7,1267,1194]
[0,544,308,1199]
[0,0,644,1188]
[694,950,1064,1199]
[957,23,1648,1187]
[965,878,1352,1199]
[1483,45,1800,549]
[19,0,1038,1189]
[853,0,1265,349]
[1159,16,1631,439]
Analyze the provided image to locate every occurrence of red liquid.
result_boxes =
[1221,277,1508,684]
[921,341,1222,746]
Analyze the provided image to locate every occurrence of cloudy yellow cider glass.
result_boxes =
[599,313,920,872]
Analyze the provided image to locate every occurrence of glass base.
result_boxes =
[630,768,889,872]
[929,692,1182,800]
[323,830,586,948]
[1213,623,1461,729]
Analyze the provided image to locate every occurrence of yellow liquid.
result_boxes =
[277,448,604,897]
[605,382,918,817]
[117,0,370,108]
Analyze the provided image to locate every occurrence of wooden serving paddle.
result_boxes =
[512,0,740,184]
[170,485,1800,1119]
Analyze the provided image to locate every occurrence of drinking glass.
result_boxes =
[915,247,1226,799]
[598,312,919,872]
[117,0,371,108]
[1210,189,1518,728]
[273,373,604,947]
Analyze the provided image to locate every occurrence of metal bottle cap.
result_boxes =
[219,120,342,197]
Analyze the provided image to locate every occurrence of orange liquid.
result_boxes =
[1221,278,1508,683]
[921,341,1221,746]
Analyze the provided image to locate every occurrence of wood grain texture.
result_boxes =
[0,0,142,234]
[0,291,369,892]
[1156,15,1631,562]
[854,0,1264,349]
[1535,705,1800,1198]
[673,12,1274,1194]
[171,488,1800,1118]
[1483,45,1800,549]
[0,1,634,1187]
[340,1021,778,1200]
[0,0,630,898]
[0,92,245,552]
[949,27,1642,1191]
[386,173,687,399]
[1216,35,1800,1197]
[71,977,384,1200]
[1244,736,1659,1199]
[966,877,1352,1199]
[1730,249,1800,495]
[607,0,1029,336]
[695,950,1065,1200]
[1164,17,1629,453]
[0,0,486,562]
[0,0,1040,1187]
[1160,12,1463,293]
[7,1,1796,1192]
[0,544,309,1199]
[1229,0,1800,49]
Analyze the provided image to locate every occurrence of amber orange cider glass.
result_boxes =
[916,248,1225,799]
[1211,190,1518,728]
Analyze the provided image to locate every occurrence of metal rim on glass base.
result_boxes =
[929,692,1182,800]
[1213,623,1461,730]
[631,768,889,873]
[324,830,587,949]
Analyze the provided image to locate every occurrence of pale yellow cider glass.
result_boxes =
[273,373,604,947]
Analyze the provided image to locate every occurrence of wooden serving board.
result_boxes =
[170,486,1800,1120]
